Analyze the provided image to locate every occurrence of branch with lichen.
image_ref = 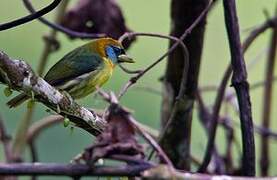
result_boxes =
[0,50,105,136]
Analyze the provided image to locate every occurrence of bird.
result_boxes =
[7,38,134,108]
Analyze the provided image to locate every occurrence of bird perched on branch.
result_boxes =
[7,38,134,108]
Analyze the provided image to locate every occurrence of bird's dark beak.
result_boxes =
[118,54,135,63]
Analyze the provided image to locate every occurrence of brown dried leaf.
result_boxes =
[84,104,144,164]
[60,0,135,48]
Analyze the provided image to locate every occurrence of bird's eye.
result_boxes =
[112,46,124,55]
[113,47,120,53]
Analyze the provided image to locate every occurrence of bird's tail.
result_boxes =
[7,93,29,108]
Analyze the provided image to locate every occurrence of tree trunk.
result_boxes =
[161,0,209,170]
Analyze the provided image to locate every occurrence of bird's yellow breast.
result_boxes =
[89,57,114,88]
[68,57,114,99]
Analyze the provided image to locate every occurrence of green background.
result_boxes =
[0,0,276,178]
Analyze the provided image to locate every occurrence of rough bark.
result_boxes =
[161,0,209,170]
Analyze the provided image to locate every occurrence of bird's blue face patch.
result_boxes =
[105,45,123,64]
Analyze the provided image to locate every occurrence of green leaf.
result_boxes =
[4,87,12,97]
[63,118,70,127]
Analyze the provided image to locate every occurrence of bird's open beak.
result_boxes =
[118,54,135,63]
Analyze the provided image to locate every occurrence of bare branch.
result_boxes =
[0,163,276,179]
[222,0,255,175]
[118,64,142,74]
[119,32,184,44]
[0,163,152,177]
[196,92,229,174]
[0,0,61,31]
[143,165,275,180]
[243,16,277,51]
[117,32,189,99]
[28,116,62,167]
[0,115,13,162]
[127,115,174,168]
[255,125,277,139]
[27,115,63,143]
[260,23,277,176]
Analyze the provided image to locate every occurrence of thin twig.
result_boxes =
[259,22,277,176]
[12,108,36,161]
[224,117,235,173]
[255,125,277,139]
[117,32,189,99]
[118,64,142,74]
[0,0,61,31]
[132,121,159,139]
[37,0,70,76]
[22,0,105,39]
[197,61,232,173]
[26,115,63,163]
[216,104,277,140]
[0,115,13,162]
[227,104,277,140]
[197,75,277,106]
[243,16,277,51]
[118,32,184,44]
[196,92,227,173]
[127,115,174,168]
[27,115,63,143]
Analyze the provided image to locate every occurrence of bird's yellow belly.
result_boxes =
[69,67,113,99]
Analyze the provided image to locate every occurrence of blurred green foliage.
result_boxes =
[0,0,276,179]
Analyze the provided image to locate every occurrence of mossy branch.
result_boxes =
[0,51,106,136]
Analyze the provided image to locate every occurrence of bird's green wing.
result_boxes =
[44,45,103,87]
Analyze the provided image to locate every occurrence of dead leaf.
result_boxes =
[84,104,144,164]
[60,0,135,48]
